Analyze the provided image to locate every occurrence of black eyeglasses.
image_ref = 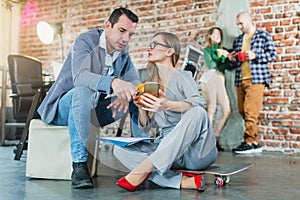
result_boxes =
[148,41,170,49]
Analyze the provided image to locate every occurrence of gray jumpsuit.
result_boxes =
[114,69,218,189]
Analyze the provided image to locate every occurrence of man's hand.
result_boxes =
[107,97,129,118]
[246,50,256,61]
[228,51,236,62]
[108,78,138,118]
[111,78,137,101]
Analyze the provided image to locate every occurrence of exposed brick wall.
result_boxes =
[249,0,300,153]
[17,0,300,153]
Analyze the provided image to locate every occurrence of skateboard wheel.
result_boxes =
[224,176,230,184]
[220,176,230,184]
[215,177,224,186]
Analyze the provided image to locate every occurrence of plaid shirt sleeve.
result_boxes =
[233,29,277,87]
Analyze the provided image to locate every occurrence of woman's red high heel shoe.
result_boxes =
[182,172,205,192]
[116,174,151,192]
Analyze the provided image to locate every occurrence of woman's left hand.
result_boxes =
[140,89,166,112]
[228,51,236,62]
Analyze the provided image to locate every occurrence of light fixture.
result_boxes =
[37,21,64,62]
[1,0,23,10]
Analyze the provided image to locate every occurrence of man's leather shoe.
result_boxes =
[71,162,93,189]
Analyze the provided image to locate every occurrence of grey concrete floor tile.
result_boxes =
[1,144,300,200]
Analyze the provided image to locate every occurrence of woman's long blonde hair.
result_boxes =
[145,32,181,83]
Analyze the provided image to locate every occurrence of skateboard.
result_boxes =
[176,163,254,186]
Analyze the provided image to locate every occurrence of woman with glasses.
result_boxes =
[113,32,217,192]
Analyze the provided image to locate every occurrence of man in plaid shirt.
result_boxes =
[232,11,277,154]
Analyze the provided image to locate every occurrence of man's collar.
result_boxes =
[99,30,107,50]
[99,30,120,65]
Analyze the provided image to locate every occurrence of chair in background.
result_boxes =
[8,55,50,159]
[7,55,43,124]
[7,55,43,144]
[182,45,203,80]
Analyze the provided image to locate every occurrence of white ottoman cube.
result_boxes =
[26,119,99,180]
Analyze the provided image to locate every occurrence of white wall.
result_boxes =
[0,5,21,66]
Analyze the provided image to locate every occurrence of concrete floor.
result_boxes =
[1,143,300,200]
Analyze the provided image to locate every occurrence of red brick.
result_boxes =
[285,135,296,141]
[281,120,294,127]
[272,128,289,135]
[251,1,265,6]
[285,25,297,32]
[284,91,293,96]
[281,55,294,61]
[275,27,284,33]
[257,21,279,28]
[275,13,284,19]
[280,19,291,25]
[293,17,300,24]
[269,0,282,3]
[291,127,300,134]
[286,62,298,69]
[266,141,280,147]
[279,40,295,47]
[282,76,293,82]
[271,121,281,126]
[273,34,285,41]
[270,90,281,96]
[264,134,274,140]
[264,14,273,19]
[274,135,284,140]
[286,47,300,54]
[266,97,289,104]
[281,142,290,148]
[273,63,284,69]
[291,99,300,104]
[291,142,300,148]
[290,113,300,119]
